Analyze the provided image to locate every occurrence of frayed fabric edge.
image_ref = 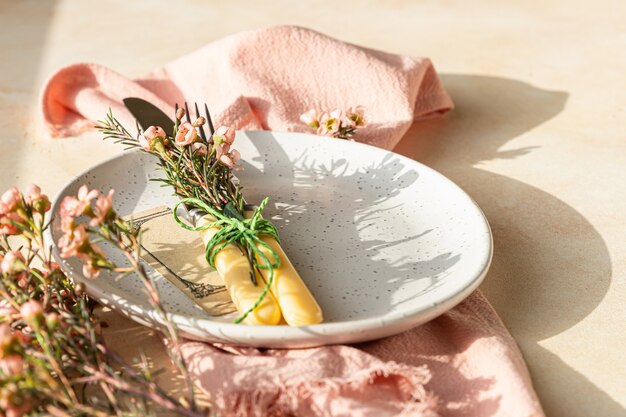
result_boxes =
[218,361,440,417]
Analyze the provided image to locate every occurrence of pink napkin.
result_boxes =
[40,26,544,417]
[41,25,452,150]
[181,292,543,417]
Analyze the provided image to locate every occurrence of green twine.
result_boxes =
[172,197,280,324]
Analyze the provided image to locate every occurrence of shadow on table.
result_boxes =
[395,74,622,417]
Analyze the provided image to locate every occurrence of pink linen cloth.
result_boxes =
[40,26,544,417]
[41,25,452,150]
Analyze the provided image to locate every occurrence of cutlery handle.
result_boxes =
[197,216,282,325]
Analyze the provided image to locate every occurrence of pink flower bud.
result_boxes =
[1,251,25,274]
[0,355,24,376]
[0,323,15,354]
[229,148,241,164]
[0,323,11,341]
[1,390,31,417]
[24,184,39,200]
[193,116,206,127]
[219,154,236,168]
[46,313,60,330]
[33,196,51,213]
[0,187,21,213]
[20,300,43,327]
[24,184,40,202]
[219,149,241,170]
[0,300,15,321]
[25,184,50,213]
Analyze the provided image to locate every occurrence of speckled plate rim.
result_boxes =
[47,131,493,348]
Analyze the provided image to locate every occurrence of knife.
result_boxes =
[123,97,176,136]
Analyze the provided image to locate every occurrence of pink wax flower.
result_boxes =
[0,212,22,236]
[1,390,31,417]
[77,185,98,205]
[45,312,60,330]
[58,224,90,259]
[175,121,198,146]
[59,196,81,219]
[0,187,21,213]
[0,323,14,353]
[0,251,25,274]
[82,260,101,279]
[318,111,342,136]
[60,185,98,218]
[192,142,208,155]
[212,125,236,160]
[0,354,24,376]
[214,126,235,144]
[299,109,320,128]
[0,299,15,321]
[20,300,43,327]
[219,148,241,169]
[346,105,367,127]
[140,125,167,151]
[90,189,114,227]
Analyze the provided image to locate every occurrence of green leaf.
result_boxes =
[222,202,244,221]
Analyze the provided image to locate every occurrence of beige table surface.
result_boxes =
[1,1,624,416]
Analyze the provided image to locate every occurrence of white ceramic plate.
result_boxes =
[48,131,492,348]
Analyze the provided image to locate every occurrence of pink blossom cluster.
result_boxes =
[0,282,61,417]
[0,324,31,416]
[0,185,50,236]
[141,121,241,170]
[300,106,367,139]
[0,299,46,416]
[57,185,115,279]
[0,181,201,416]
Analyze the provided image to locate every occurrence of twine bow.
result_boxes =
[172,197,280,323]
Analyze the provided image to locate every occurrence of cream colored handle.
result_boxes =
[197,216,282,325]
[255,236,324,326]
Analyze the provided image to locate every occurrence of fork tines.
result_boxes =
[183,101,215,143]
[204,103,215,137]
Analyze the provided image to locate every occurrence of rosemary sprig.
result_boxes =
[96,108,280,323]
